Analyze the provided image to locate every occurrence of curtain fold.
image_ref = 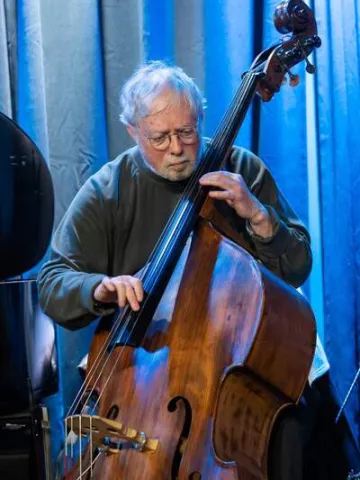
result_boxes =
[39,0,109,226]
[17,0,49,161]
[174,0,205,95]
[100,0,143,159]
[0,0,16,117]
[203,0,254,149]
[0,0,11,115]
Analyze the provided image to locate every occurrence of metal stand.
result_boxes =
[336,365,360,424]
[336,365,360,480]
[0,405,52,480]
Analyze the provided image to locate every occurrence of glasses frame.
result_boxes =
[142,125,199,151]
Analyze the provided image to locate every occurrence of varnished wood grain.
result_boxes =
[63,218,315,480]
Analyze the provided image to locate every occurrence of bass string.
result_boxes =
[66,71,259,422]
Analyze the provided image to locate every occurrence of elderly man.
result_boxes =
[38,61,321,479]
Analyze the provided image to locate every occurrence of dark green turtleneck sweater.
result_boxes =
[37,144,312,329]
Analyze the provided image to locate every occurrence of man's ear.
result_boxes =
[126,124,137,142]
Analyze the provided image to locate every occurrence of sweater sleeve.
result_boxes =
[227,147,312,287]
[37,171,116,330]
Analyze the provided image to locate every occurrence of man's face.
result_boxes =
[128,89,202,181]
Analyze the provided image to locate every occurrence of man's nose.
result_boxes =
[169,133,183,155]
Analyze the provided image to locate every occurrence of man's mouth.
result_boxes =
[168,160,189,169]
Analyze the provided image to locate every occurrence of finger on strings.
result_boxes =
[102,277,116,291]
[199,171,236,187]
[125,283,140,311]
[208,190,236,201]
[116,283,127,308]
[130,277,144,302]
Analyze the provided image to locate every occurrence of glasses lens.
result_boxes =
[178,127,198,144]
[150,137,169,150]
[147,126,198,150]
[146,133,168,150]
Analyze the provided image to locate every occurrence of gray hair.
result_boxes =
[119,61,205,126]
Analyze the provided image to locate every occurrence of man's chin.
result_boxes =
[166,164,194,181]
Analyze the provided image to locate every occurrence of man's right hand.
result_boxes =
[93,275,144,311]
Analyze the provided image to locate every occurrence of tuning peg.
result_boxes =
[288,71,300,87]
[305,58,316,74]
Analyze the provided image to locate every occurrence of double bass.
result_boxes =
[62,1,321,478]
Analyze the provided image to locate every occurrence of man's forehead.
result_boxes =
[147,90,190,116]
[139,97,195,133]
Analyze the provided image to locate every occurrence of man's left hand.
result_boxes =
[199,171,274,239]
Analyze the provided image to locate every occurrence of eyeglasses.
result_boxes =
[144,125,198,151]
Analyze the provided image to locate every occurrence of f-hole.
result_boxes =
[189,472,202,479]
[168,396,192,479]
[106,404,119,420]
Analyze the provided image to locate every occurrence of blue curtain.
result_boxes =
[314,0,360,442]
[1,0,359,464]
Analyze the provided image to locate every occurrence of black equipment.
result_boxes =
[0,111,54,279]
[0,111,57,479]
[0,279,58,413]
